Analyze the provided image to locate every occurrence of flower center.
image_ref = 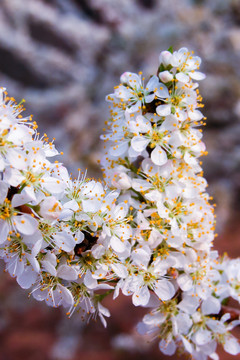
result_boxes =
[0,198,15,220]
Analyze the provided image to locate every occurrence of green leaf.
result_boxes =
[221,297,229,306]
[157,63,165,73]
[167,46,174,54]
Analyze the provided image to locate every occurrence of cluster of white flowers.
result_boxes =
[101,47,240,359]
[0,88,134,326]
[0,48,239,359]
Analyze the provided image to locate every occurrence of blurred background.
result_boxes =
[0,0,239,359]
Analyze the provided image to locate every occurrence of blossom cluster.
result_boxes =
[0,47,239,359]
[0,88,135,326]
[101,47,240,359]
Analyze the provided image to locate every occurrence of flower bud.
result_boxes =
[159,51,172,67]
[159,70,173,83]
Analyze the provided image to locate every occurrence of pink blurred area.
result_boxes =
[0,0,239,359]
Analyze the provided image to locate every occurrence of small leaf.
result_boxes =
[157,64,165,73]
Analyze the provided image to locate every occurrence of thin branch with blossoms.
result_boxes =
[0,47,239,360]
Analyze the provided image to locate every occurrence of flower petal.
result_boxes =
[189,71,206,80]
[151,145,168,166]
[14,215,38,235]
[156,104,171,116]
[131,136,149,152]
[0,219,9,243]
[176,72,189,83]
[133,285,150,306]
[155,279,175,300]
[17,266,38,289]
[159,340,176,356]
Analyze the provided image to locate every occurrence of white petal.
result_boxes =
[176,313,193,334]
[206,319,225,334]
[53,231,76,252]
[145,94,155,103]
[131,136,149,152]
[0,219,9,243]
[12,189,36,208]
[111,263,128,278]
[110,236,126,253]
[188,109,203,121]
[75,230,84,244]
[154,279,175,300]
[156,104,171,116]
[133,285,150,306]
[14,215,38,235]
[109,141,128,157]
[114,224,132,240]
[7,257,25,277]
[128,145,141,158]
[143,312,166,326]
[131,248,150,269]
[131,179,152,192]
[98,302,110,317]
[223,336,240,355]
[201,296,221,315]
[151,145,168,166]
[41,177,65,194]
[44,251,57,266]
[120,72,141,88]
[63,199,79,211]
[17,266,38,289]
[145,189,162,202]
[157,202,169,218]
[41,259,57,277]
[159,339,176,356]
[165,185,180,199]
[189,71,206,80]
[4,167,25,187]
[183,185,198,199]
[184,152,197,166]
[176,72,189,83]
[58,284,74,306]
[32,288,47,301]
[193,329,212,345]
[146,75,159,91]
[84,269,98,289]
[159,115,178,131]
[26,253,40,273]
[127,101,141,113]
[82,198,101,213]
[177,274,193,291]
[98,303,110,328]
[57,265,78,281]
[113,203,128,221]
[181,336,193,354]
[155,83,169,98]
[31,239,43,257]
[6,149,26,170]
[148,228,164,247]
[178,295,200,314]
[0,181,9,203]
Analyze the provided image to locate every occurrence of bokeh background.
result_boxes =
[0,0,239,359]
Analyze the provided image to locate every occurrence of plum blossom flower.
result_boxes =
[114,72,160,113]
